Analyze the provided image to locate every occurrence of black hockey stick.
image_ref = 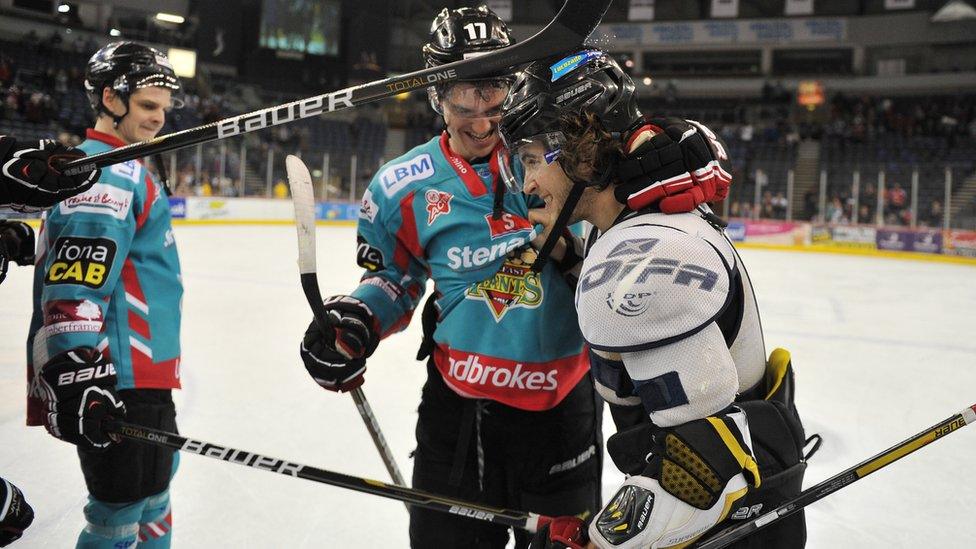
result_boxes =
[60,0,613,176]
[285,155,406,489]
[106,420,549,532]
[693,402,976,549]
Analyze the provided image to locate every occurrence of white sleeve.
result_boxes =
[576,221,738,427]
[619,323,737,427]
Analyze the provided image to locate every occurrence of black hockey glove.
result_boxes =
[0,478,34,547]
[0,136,100,213]
[300,295,380,392]
[37,347,126,451]
[614,118,731,214]
[530,516,588,549]
[0,220,35,285]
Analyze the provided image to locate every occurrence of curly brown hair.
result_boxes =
[556,110,625,189]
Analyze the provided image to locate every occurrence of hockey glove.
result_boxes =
[0,136,100,213]
[0,220,35,285]
[0,478,34,547]
[591,408,760,549]
[300,295,380,392]
[37,347,126,451]
[614,118,731,214]
[530,516,589,549]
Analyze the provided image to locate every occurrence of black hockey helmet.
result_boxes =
[499,49,642,192]
[497,49,643,273]
[422,5,516,115]
[85,41,184,125]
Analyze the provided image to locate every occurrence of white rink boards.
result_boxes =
[2,224,975,548]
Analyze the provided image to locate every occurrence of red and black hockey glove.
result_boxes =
[0,478,34,547]
[614,118,731,214]
[0,136,100,213]
[37,347,126,451]
[300,295,380,392]
[0,220,34,285]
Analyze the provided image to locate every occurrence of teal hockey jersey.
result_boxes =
[351,132,588,411]
[26,129,182,425]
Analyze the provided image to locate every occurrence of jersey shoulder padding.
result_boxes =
[576,213,735,352]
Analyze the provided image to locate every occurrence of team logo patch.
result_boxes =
[59,183,133,220]
[606,290,656,317]
[42,299,103,335]
[607,238,659,258]
[484,212,533,239]
[359,189,379,222]
[45,236,117,289]
[425,189,453,225]
[378,154,434,197]
[356,236,385,272]
[465,248,543,321]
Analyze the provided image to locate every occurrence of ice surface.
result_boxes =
[2,225,974,548]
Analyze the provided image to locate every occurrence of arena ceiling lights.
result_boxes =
[155,12,185,24]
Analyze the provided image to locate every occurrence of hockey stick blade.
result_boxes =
[285,155,407,490]
[61,0,612,176]
[693,403,976,549]
[106,420,549,532]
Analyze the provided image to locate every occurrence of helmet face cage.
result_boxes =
[429,77,513,118]
[498,131,565,193]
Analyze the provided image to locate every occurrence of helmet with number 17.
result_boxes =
[421,5,516,116]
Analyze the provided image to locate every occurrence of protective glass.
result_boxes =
[498,131,565,193]
[433,78,512,118]
[131,72,185,109]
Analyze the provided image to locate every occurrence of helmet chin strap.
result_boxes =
[98,93,129,129]
[153,153,173,197]
[529,161,614,273]
[530,179,584,274]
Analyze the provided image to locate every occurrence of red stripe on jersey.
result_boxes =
[133,356,182,389]
[393,192,422,272]
[121,259,180,389]
[382,311,415,339]
[136,172,156,229]
[438,132,503,198]
[121,259,147,303]
[128,309,150,340]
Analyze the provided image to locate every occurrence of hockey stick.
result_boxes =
[693,403,976,549]
[285,155,406,489]
[60,0,613,176]
[106,420,548,532]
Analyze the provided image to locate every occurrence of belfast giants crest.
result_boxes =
[466,248,543,321]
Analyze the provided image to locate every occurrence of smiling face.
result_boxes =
[518,139,588,225]
[100,86,172,144]
[441,81,509,160]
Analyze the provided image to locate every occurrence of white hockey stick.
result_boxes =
[286,155,407,490]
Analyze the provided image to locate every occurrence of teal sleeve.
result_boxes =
[38,196,136,359]
[350,183,429,338]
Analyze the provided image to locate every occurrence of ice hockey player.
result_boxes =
[1,135,100,285]
[498,50,812,548]
[25,41,184,548]
[298,6,603,548]
[0,477,33,547]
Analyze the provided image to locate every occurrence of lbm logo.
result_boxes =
[379,154,434,197]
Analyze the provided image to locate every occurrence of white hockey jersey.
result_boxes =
[576,208,765,427]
